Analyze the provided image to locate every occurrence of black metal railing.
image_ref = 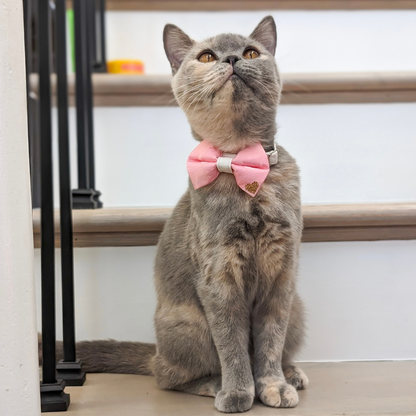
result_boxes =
[23,0,107,411]
[24,0,41,209]
[25,0,106,210]
[72,0,103,209]
[54,0,87,388]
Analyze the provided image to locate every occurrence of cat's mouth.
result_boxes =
[229,72,244,83]
[226,70,257,95]
[217,67,255,96]
[223,71,245,88]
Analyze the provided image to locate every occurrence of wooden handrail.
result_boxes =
[29,71,416,106]
[104,1,416,11]
[33,203,416,247]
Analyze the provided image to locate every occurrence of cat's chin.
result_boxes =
[222,73,245,89]
[230,73,241,81]
[215,72,239,93]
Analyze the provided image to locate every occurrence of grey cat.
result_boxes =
[47,16,308,413]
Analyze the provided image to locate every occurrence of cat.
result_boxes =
[47,16,308,413]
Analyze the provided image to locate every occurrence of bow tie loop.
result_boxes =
[187,140,277,197]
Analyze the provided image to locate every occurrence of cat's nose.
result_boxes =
[223,55,241,67]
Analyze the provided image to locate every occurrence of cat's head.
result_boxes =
[163,16,281,153]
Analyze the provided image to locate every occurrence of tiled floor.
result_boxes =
[46,361,416,415]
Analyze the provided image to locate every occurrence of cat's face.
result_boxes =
[164,17,281,152]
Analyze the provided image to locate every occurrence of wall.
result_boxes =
[35,240,416,362]
[105,10,416,74]
[53,103,416,208]
[1,1,41,415]
[34,9,416,362]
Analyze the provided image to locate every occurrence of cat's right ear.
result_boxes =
[249,16,277,56]
[163,24,195,75]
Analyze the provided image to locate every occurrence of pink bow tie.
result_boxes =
[187,140,275,197]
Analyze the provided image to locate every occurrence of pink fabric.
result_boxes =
[187,140,270,197]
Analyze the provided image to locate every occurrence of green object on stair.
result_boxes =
[67,9,75,73]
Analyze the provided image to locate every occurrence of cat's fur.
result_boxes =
[48,16,308,413]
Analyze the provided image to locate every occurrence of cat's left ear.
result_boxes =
[249,16,277,56]
[163,24,195,74]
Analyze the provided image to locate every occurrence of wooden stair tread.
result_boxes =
[32,203,416,247]
[29,71,416,106]
[44,361,416,416]
[104,1,416,11]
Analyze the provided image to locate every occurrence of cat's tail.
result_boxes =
[39,334,155,376]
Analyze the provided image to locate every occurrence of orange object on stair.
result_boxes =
[108,60,144,74]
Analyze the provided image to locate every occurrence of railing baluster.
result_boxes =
[86,0,97,191]
[72,0,103,209]
[38,0,70,410]
[54,0,86,387]
[74,0,89,191]
[93,0,108,73]
[24,0,42,209]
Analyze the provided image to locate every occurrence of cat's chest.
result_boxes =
[222,197,291,243]
[199,197,296,288]
[198,172,297,231]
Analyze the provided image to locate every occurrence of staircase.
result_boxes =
[33,1,416,415]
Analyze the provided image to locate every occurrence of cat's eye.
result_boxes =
[243,49,259,59]
[198,52,216,63]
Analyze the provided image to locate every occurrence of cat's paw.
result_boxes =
[215,388,254,413]
[258,381,299,408]
[284,365,309,390]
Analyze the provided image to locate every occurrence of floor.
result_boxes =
[46,361,416,416]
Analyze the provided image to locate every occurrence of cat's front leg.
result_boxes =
[253,279,299,408]
[198,264,255,413]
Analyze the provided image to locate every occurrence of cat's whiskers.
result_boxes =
[173,74,218,105]
[172,80,204,97]
[175,84,206,106]
[182,82,216,114]
[173,83,203,102]
[185,82,219,114]
[251,77,277,103]
[178,73,220,111]
[172,72,217,92]
[178,81,211,106]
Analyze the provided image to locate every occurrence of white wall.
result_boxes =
[105,10,416,75]
[53,103,416,207]
[0,1,41,415]
[34,240,416,361]
[298,240,416,361]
